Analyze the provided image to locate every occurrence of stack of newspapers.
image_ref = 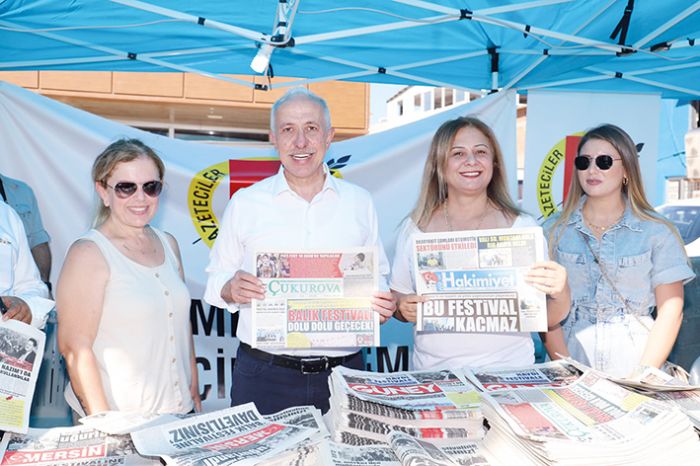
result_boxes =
[465,362,700,466]
[326,366,485,446]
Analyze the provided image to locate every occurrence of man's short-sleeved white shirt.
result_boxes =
[204,166,389,357]
[390,214,539,370]
[0,201,52,327]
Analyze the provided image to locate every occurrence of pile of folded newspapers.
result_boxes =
[465,361,700,466]
[326,366,485,446]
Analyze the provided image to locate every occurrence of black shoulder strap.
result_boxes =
[0,177,6,202]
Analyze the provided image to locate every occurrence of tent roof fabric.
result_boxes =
[1,0,699,98]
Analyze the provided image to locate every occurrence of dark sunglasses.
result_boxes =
[105,180,163,199]
[574,155,621,171]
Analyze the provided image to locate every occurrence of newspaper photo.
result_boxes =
[0,425,158,465]
[464,360,582,392]
[0,319,46,434]
[252,249,380,349]
[130,403,315,466]
[388,431,492,466]
[412,227,547,333]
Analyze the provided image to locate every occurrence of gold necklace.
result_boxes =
[443,202,489,232]
[583,212,624,232]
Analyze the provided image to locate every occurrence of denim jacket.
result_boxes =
[544,196,694,320]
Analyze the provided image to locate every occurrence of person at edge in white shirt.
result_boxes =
[204,87,397,415]
[390,116,571,371]
[0,200,53,328]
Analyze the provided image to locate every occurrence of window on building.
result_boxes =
[423,91,432,111]
[455,89,466,102]
[444,89,454,107]
[397,100,404,116]
[414,93,421,110]
[433,89,443,109]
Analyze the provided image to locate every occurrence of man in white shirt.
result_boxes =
[0,200,53,328]
[204,87,396,414]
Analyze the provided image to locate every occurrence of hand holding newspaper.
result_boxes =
[411,227,547,333]
[251,249,380,349]
[0,319,45,434]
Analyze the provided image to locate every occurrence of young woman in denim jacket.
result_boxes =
[543,124,694,378]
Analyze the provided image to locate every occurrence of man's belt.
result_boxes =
[239,342,361,374]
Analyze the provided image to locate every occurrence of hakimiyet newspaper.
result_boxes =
[327,367,485,444]
[481,370,700,465]
[261,405,331,466]
[251,248,379,349]
[0,319,46,434]
[412,227,547,333]
[0,425,158,466]
[464,360,582,392]
[387,431,492,466]
[327,442,399,466]
[130,403,316,466]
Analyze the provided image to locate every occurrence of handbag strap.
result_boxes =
[578,230,652,331]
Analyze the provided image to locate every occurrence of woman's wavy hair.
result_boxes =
[547,124,683,254]
[92,139,164,226]
[410,116,520,229]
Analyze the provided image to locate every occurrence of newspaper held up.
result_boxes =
[130,403,315,466]
[0,425,158,465]
[412,227,547,333]
[0,319,45,434]
[252,249,380,349]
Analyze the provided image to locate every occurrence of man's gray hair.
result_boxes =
[270,87,332,134]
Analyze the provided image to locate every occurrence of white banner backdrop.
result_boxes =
[0,82,516,411]
[522,90,661,221]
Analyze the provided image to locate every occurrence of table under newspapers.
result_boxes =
[2,359,700,466]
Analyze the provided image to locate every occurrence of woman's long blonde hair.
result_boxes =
[92,139,165,227]
[410,116,520,229]
[548,124,682,253]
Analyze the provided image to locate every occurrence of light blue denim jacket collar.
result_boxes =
[566,195,644,236]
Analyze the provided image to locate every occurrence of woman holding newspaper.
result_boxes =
[391,116,570,370]
[542,124,693,378]
[57,139,201,417]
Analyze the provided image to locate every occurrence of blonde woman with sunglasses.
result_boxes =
[57,139,201,417]
[544,124,694,378]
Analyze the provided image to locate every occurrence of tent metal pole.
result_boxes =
[390,51,488,71]
[294,14,452,45]
[622,75,700,97]
[0,56,124,69]
[0,19,256,88]
[586,62,700,77]
[394,0,574,16]
[387,69,482,94]
[502,56,548,91]
[500,0,617,91]
[265,71,377,89]
[633,2,700,48]
[108,0,266,42]
[522,75,612,91]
